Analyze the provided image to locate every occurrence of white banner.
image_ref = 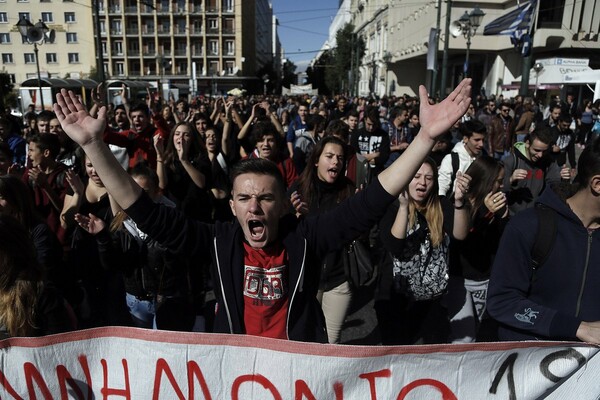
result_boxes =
[0,327,598,399]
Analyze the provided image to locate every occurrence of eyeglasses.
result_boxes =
[501,109,510,112]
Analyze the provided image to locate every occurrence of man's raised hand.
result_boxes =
[54,89,107,148]
[419,78,471,141]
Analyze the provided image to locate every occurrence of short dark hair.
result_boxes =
[558,112,573,124]
[460,119,487,138]
[130,162,159,189]
[325,119,350,142]
[364,107,380,128]
[574,137,600,189]
[129,102,150,116]
[37,111,56,123]
[29,134,60,158]
[528,127,557,146]
[252,120,279,142]
[305,114,326,133]
[230,158,285,195]
[389,106,407,121]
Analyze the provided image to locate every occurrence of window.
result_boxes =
[68,52,79,63]
[100,21,106,34]
[209,40,218,55]
[111,19,122,34]
[208,19,217,30]
[19,12,31,21]
[66,32,77,43]
[0,33,9,44]
[225,61,234,75]
[65,12,75,23]
[41,12,53,23]
[114,41,123,54]
[225,40,234,55]
[115,62,124,75]
[46,53,57,63]
[1,53,13,63]
[0,12,7,23]
[24,53,35,63]
[222,0,233,12]
[101,42,107,54]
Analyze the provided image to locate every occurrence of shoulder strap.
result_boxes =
[448,152,460,195]
[531,204,558,279]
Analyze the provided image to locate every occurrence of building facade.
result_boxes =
[0,0,96,86]
[335,0,600,99]
[1,0,279,98]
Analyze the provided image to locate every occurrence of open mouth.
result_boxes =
[415,187,427,195]
[327,168,339,179]
[248,220,265,240]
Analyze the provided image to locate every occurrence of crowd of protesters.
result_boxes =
[0,79,599,345]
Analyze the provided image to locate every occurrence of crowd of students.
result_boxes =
[0,80,599,345]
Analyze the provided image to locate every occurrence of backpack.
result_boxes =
[530,203,558,281]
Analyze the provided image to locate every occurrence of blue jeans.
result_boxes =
[125,292,155,329]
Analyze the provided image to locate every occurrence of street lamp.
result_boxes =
[262,74,269,95]
[16,17,52,110]
[533,62,544,98]
[452,7,485,78]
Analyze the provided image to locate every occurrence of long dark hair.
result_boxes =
[296,136,353,207]
[464,155,504,215]
[0,175,40,229]
[163,122,205,167]
[0,214,43,337]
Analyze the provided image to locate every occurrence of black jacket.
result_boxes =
[126,177,395,342]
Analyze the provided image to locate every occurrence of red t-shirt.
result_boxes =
[243,241,289,339]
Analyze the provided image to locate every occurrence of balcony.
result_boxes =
[157,27,171,35]
[191,49,203,56]
[128,49,140,56]
[190,26,203,35]
[125,28,138,35]
[142,51,157,57]
[124,6,138,13]
[174,27,187,35]
[140,5,154,14]
[110,29,123,35]
[222,27,234,35]
[108,6,121,14]
[142,27,155,34]
[174,49,187,56]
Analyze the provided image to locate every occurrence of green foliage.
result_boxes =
[306,51,331,95]
[281,60,297,88]
[324,23,365,95]
[88,66,104,83]
[0,72,16,109]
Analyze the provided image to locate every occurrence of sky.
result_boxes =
[271,1,341,73]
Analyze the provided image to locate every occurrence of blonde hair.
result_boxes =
[0,215,42,337]
[407,158,444,248]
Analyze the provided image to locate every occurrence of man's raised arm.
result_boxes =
[54,89,142,209]
[378,79,471,197]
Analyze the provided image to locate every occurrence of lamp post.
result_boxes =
[533,62,544,98]
[455,7,485,78]
[16,17,50,110]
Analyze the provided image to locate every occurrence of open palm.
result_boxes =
[419,78,471,140]
[54,89,107,147]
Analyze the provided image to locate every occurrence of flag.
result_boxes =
[483,0,537,40]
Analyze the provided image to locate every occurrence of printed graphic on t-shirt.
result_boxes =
[357,135,382,154]
[244,264,287,306]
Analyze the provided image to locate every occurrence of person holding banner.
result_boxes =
[53,79,472,342]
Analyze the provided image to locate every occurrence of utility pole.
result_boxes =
[440,0,452,98]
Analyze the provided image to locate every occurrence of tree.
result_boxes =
[306,50,331,96]
[0,72,16,109]
[281,59,297,88]
[325,23,365,95]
